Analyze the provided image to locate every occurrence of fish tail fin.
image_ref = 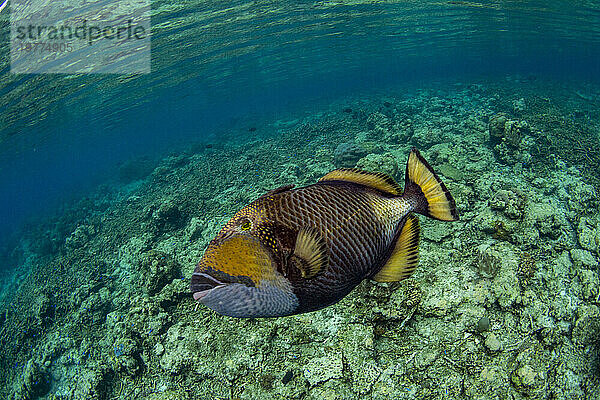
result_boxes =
[403,147,459,221]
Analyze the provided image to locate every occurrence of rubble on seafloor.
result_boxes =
[0,78,599,400]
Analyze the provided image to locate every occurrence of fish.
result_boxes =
[191,147,458,318]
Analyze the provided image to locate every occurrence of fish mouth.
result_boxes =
[193,287,226,301]
[191,272,228,301]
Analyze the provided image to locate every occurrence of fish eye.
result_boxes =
[239,218,252,231]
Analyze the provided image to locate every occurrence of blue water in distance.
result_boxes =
[0,0,599,249]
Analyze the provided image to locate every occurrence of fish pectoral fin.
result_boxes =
[319,169,402,196]
[373,215,420,282]
[290,227,328,279]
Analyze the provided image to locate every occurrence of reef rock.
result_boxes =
[303,352,344,386]
[490,189,526,219]
[65,224,96,249]
[577,216,600,253]
[489,113,530,147]
[140,251,181,296]
[477,242,521,308]
[488,113,533,165]
[151,200,185,233]
[356,153,398,178]
[572,305,600,346]
[19,360,50,399]
[333,142,368,167]
[484,332,502,352]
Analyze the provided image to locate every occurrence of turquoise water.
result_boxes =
[1,1,600,399]
[1,1,599,237]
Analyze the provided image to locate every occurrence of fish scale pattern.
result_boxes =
[265,182,408,312]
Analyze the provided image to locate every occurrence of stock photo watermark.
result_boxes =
[10,0,150,74]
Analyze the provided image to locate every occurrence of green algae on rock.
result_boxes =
[0,80,599,399]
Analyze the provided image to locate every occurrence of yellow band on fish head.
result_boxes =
[200,234,274,286]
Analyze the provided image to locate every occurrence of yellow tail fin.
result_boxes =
[404,148,459,221]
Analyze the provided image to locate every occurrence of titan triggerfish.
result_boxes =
[191,147,458,317]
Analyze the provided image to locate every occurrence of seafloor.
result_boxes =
[0,77,599,400]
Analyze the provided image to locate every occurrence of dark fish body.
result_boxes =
[256,181,407,313]
[191,148,458,318]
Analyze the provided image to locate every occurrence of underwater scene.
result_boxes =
[1,0,600,399]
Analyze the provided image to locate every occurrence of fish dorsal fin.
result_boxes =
[319,168,402,195]
[290,227,328,279]
[373,215,420,282]
[260,184,295,199]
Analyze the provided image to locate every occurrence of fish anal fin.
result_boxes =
[290,227,328,279]
[319,169,402,196]
[373,215,420,282]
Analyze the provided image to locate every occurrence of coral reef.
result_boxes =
[333,142,368,167]
[488,113,530,148]
[355,152,398,178]
[1,79,599,400]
